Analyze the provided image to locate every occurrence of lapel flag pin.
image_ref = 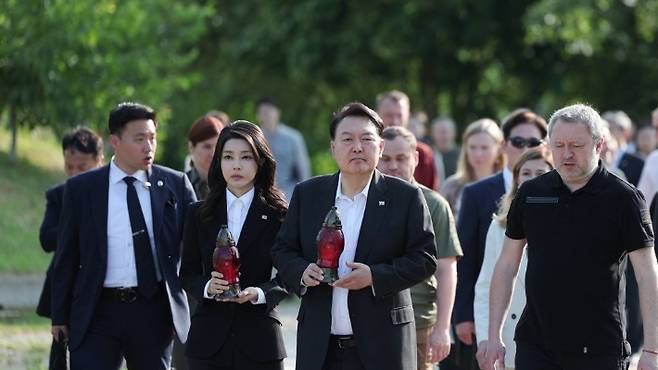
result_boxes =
[379,201,385,206]
[261,215,268,220]
[157,180,164,187]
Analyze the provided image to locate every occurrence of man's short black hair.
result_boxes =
[330,102,384,139]
[62,127,103,158]
[108,102,157,135]
[256,97,278,110]
[501,108,548,140]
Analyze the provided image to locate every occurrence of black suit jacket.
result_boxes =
[271,171,437,370]
[51,164,196,350]
[180,194,288,361]
[37,183,65,318]
[454,172,505,324]
[618,152,645,186]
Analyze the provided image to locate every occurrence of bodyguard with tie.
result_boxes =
[51,102,197,370]
[272,102,438,370]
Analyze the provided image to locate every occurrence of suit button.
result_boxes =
[511,314,517,320]
[168,255,172,259]
[79,264,82,269]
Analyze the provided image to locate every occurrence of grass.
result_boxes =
[0,126,64,273]
[0,310,51,370]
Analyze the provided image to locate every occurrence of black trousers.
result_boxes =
[321,336,366,370]
[172,295,197,370]
[70,287,174,370]
[438,330,479,370]
[48,337,68,370]
[515,341,629,370]
[187,333,283,370]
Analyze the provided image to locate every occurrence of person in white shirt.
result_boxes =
[272,102,438,370]
[51,102,197,370]
[180,121,289,370]
[473,149,553,370]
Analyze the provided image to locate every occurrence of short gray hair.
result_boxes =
[431,117,457,132]
[548,104,604,143]
[602,110,632,133]
[382,125,417,150]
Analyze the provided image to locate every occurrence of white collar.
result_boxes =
[502,167,513,192]
[110,157,148,185]
[226,187,255,209]
[335,172,372,201]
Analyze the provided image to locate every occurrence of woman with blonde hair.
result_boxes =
[440,118,504,217]
[474,149,553,370]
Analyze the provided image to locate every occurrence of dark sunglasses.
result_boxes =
[509,136,544,149]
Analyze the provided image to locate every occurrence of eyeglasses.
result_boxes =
[509,136,544,149]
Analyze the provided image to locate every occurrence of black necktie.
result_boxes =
[123,176,158,298]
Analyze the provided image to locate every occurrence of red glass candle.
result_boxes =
[212,225,241,299]
[316,206,344,283]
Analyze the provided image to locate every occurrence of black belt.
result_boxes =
[102,287,139,303]
[329,335,357,349]
[102,283,162,303]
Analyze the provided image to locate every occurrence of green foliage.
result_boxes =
[310,150,338,177]
[524,0,658,114]
[0,310,52,369]
[3,0,658,172]
[0,0,214,159]
[0,127,63,273]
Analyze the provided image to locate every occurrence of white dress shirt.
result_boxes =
[503,167,513,192]
[330,173,372,335]
[638,149,658,206]
[226,187,254,245]
[203,187,265,304]
[105,160,161,287]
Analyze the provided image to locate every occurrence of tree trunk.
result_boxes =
[9,103,17,164]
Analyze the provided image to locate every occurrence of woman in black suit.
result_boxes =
[181,120,289,370]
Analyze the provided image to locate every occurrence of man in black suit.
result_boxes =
[447,109,547,370]
[272,102,438,370]
[38,127,104,370]
[51,102,197,370]
[617,150,645,186]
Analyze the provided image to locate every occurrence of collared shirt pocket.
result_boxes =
[390,305,414,325]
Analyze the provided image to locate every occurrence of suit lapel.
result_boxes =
[148,166,175,251]
[304,174,340,259]
[320,173,340,220]
[495,172,505,193]
[236,195,270,253]
[354,171,388,262]
[492,172,506,207]
[91,165,110,262]
[199,193,228,263]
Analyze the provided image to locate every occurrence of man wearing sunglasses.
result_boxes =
[447,108,547,370]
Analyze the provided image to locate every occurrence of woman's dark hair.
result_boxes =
[200,120,288,221]
[108,102,157,135]
[62,126,104,158]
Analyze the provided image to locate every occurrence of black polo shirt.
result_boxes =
[506,163,654,355]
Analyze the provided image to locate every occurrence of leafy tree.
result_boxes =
[0,0,213,162]
[524,0,658,120]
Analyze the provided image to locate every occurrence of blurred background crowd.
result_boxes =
[2,1,658,369]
